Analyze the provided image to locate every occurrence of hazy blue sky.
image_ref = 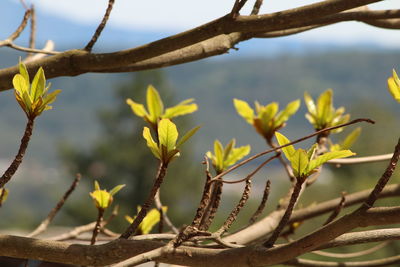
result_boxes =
[10,0,400,47]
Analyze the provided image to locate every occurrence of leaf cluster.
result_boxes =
[234,98,300,140]
[275,132,355,179]
[206,139,250,174]
[304,89,349,133]
[12,62,61,119]
[89,181,125,210]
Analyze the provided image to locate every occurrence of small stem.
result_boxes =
[27,173,82,237]
[0,118,34,189]
[120,162,168,239]
[264,177,305,247]
[154,190,178,234]
[199,179,223,231]
[249,180,271,224]
[323,191,346,225]
[91,208,105,245]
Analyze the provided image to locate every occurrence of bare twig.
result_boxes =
[5,41,60,55]
[84,0,115,51]
[231,0,248,18]
[323,192,346,226]
[27,173,82,237]
[24,40,56,63]
[313,241,391,258]
[286,255,400,267]
[362,138,400,209]
[216,179,252,234]
[0,118,34,189]
[249,180,271,224]
[27,4,36,58]
[328,153,394,165]
[199,179,223,231]
[251,0,264,15]
[5,9,31,42]
[217,153,279,184]
[154,190,179,234]
[91,208,105,245]
[120,162,168,239]
[264,177,305,247]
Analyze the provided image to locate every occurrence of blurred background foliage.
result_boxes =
[0,49,399,261]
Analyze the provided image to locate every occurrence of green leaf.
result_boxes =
[275,99,301,126]
[214,140,224,170]
[388,69,400,102]
[176,125,201,148]
[143,127,161,159]
[304,92,316,115]
[94,180,100,190]
[340,128,361,150]
[275,132,295,161]
[233,98,254,124]
[223,139,236,161]
[30,67,46,102]
[163,99,198,119]
[317,89,333,124]
[126,98,148,118]
[290,149,309,177]
[90,190,111,209]
[307,143,318,160]
[307,150,355,173]
[158,119,178,152]
[260,102,278,123]
[146,85,164,122]
[18,61,30,89]
[109,184,126,196]
[12,74,28,96]
[225,145,251,167]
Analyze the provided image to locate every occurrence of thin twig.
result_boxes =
[323,192,346,226]
[313,241,391,258]
[328,153,393,165]
[264,177,305,247]
[27,4,36,58]
[199,179,223,231]
[0,118,34,189]
[218,154,280,184]
[217,179,252,234]
[5,42,60,55]
[212,118,374,183]
[84,0,115,51]
[249,180,271,224]
[120,162,168,239]
[154,190,179,234]
[362,138,400,209]
[91,208,105,245]
[27,173,82,237]
[286,254,400,267]
[231,0,248,18]
[6,9,31,42]
[251,0,264,15]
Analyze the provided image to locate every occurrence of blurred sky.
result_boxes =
[10,0,400,47]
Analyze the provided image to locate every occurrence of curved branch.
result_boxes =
[286,255,400,267]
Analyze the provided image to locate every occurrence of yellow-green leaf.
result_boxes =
[18,61,30,89]
[307,150,355,173]
[214,140,224,170]
[225,145,251,167]
[30,67,45,102]
[304,92,316,115]
[12,74,28,96]
[275,132,295,161]
[259,102,278,123]
[275,99,301,126]
[340,127,361,150]
[90,190,112,209]
[158,119,178,152]
[176,125,201,148]
[109,184,126,196]
[143,127,161,159]
[163,99,198,119]
[146,85,164,122]
[388,69,400,103]
[0,188,9,204]
[126,98,148,117]
[223,139,236,161]
[317,89,333,124]
[233,98,254,124]
[291,149,309,177]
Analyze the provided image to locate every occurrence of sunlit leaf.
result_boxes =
[275,132,295,161]
[126,98,148,118]
[259,102,278,123]
[225,145,251,167]
[317,89,333,124]
[223,139,236,161]
[30,67,45,102]
[163,98,198,119]
[304,92,316,115]
[388,69,400,103]
[12,74,28,96]
[275,99,300,126]
[340,127,361,150]
[176,125,201,148]
[233,98,254,124]
[146,85,164,122]
[214,140,224,171]
[143,127,161,159]
[307,143,318,160]
[290,149,309,177]
[18,61,30,89]
[158,119,178,152]
[307,150,355,173]
[109,184,126,196]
